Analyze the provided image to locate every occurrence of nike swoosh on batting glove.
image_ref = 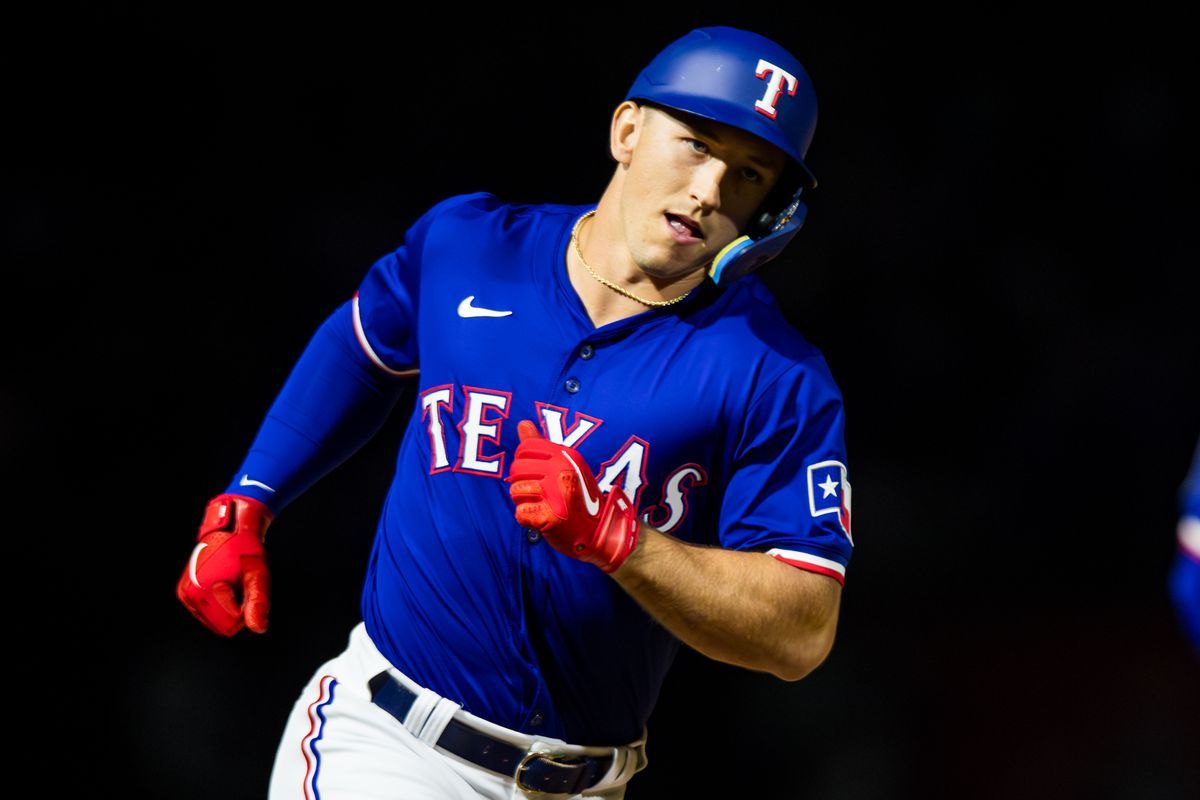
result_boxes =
[176,494,273,636]
[505,419,640,573]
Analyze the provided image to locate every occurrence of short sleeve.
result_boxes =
[351,193,482,377]
[717,357,854,585]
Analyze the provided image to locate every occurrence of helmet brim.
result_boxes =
[631,93,818,190]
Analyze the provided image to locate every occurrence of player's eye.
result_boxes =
[685,138,709,154]
[740,166,762,183]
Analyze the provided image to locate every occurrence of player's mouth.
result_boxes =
[664,212,704,245]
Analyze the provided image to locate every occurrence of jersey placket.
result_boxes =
[540,205,719,406]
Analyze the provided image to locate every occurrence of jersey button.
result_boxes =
[530,712,544,727]
[564,377,581,394]
[526,528,541,543]
[579,344,594,360]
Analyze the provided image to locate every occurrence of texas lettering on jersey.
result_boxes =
[418,384,707,534]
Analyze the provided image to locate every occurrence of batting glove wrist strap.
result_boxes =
[198,493,273,542]
[176,494,274,637]
[591,486,640,574]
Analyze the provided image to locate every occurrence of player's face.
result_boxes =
[613,102,788,280]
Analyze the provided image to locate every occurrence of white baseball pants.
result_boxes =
[268,622,649,799]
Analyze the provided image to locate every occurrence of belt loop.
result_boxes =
[416,696,462,748]
[403,687,441,739]
[614,740,647,785]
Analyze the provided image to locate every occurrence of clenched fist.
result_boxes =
[505,419,640,573]
[176,493,273,636]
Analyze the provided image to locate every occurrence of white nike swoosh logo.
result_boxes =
[566,456,600,516]
[189,542,208,588]
[457,296,513,318]
[240,474,275,493]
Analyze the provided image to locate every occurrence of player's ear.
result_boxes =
[610,101,642,167]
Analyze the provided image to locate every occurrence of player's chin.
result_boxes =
[638,247,706,280]
[638,260,684,280]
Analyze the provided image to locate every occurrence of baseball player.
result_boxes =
[1170,437,1200,654]
[176,26,853,799]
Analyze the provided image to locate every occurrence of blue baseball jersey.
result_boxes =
[339,191,853,745]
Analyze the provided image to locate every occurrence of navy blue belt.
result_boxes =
[368,671,614,795]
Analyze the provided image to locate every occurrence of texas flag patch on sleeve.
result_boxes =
[807,460,853,546]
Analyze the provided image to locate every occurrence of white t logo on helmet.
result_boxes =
[753,59,798,120]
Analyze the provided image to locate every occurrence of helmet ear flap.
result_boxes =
[749,160,807,237]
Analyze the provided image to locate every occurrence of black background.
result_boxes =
[7,4,1199,798]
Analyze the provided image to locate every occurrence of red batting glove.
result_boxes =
[505,419,640,573]
[176,493,274,636]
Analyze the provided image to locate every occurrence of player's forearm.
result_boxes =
[224,299,407,514]
[610,523,840,681]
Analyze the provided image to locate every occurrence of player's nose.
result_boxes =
[690,160,724,213]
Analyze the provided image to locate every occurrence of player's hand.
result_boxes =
[505,419,640,573]
[176,493,274,637]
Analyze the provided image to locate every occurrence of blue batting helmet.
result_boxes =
[623,26,819,287]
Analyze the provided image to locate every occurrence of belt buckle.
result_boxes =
[514,749,586,795]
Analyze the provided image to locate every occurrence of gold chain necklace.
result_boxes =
[571,209,696,308]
